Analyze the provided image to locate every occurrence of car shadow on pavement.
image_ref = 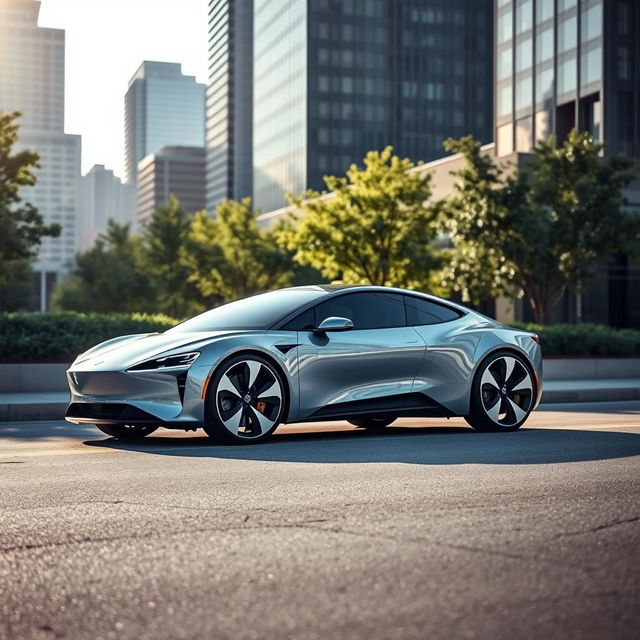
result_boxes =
[84,425,640,465]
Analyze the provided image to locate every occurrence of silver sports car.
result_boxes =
[66,285,542,444]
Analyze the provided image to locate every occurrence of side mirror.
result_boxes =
[314,316,354,333]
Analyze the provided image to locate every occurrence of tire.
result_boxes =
[465,350,536,432]
[204,354,286,444]
[96,424,158,440]
[347,416,397,430]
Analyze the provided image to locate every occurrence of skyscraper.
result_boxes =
[79,165,136,251]
[495,0,639,159]
[124,61,206,185]
[136,146,206,225]
[253,0,494,212]
[0,0,81,311]
[206,0,254,212]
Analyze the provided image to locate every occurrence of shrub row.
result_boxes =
[0,313,638,362]
[0,312,178,362]
[510,322,640,356]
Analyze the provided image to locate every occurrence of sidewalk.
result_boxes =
[1,380,639,422]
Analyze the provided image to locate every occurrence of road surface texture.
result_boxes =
[1,402,639,640]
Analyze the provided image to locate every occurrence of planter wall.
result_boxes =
[0,357,638,394]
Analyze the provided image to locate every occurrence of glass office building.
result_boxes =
[495,0,640,327]
[253,0,494,212]
[495,0,639,159]
[124,62,205,185]
[206,0,254,213]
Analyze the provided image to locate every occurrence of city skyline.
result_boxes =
[37,0,208,177]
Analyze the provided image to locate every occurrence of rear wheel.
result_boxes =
[204,354,286,444]
[465,350,535,432]
[96,424,158,439]
[347,416,397,430]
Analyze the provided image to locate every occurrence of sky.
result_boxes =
[38,0,208,178]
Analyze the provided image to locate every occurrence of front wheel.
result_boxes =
[465,351,535,432]
[347,416,397,430]
[204,354,286,444]
[96,424,158,439]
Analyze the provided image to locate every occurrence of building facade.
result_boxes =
[495,0,640,327]
[0,0,81,311]
[206,0,254,213]
[136,146,207,225]
[253,0,494,212]
[495,0,639,158]
[79,165,136,251]
[124,61,205,185]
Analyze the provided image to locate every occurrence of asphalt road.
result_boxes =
[1,402,639,640]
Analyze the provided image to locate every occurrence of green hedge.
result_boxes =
[0,312,178,362]
[510,322,640,356]
[0,313,638,361]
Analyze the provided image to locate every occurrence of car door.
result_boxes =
[291,291,427,418]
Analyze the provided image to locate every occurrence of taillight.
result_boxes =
[531,334,540,345]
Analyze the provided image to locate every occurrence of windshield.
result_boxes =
[165,288,326,333]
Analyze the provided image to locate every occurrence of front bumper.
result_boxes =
[64,364,212,427]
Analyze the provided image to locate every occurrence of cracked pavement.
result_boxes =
[1,401,639,639]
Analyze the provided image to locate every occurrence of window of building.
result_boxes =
[618,3,630,35]
[581,3,602,43]
[581,47,602,86]
[498,84,513,118]
[516,36,532,71]
[558,15,577,53]
[535,110,551,142]
[558,55,577,94]
[314,293,406,330]
[497,123,514,156]
[497,8,513,44]
[516,0,533,34]
[498,47,513,80]
[536,0,554,23]
[536,26,554,64]
[583,99,602,142]
[618,46,630,80]
[536,67,554,106]
[515,117,533,151]
[558,0,577,11]
[516,75,533,112]
[405,296,462,325]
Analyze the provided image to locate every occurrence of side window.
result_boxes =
[314,292,406,330]
[404,295,462,325]
[281,308,315,331]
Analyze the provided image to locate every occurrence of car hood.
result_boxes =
[70,330,256,370]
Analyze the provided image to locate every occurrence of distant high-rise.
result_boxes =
[79,165,136,251]
[124,61,205,185]
[253,0,494,212]
[206,0,253,212]
[136,146,207,225]
[495,0,639,160]
[0,0,81,311]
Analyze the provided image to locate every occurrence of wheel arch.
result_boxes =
[469,345,539,408]
[204,348,292,424]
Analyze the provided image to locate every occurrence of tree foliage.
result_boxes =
[442,130,639,324]
[281,146,442,290]
[183,198,292,302]
[0,110,60,295]
[52,221,153,313]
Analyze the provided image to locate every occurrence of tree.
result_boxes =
[52,221,154,313]
[0,110,60,305]
[281,146,442,290]
[442,131,639,324]
[183,198,292,302]
[140,195,201,317]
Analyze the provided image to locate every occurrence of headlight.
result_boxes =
[127,352,200,372]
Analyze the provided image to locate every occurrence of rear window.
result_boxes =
[404,295,462,325]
